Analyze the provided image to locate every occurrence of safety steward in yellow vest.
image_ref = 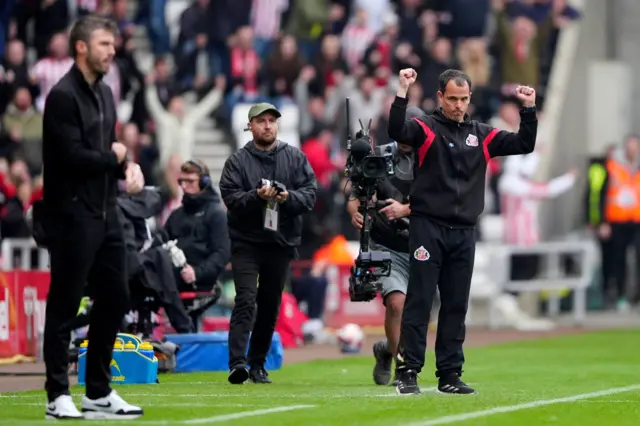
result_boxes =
[602,135,640,311]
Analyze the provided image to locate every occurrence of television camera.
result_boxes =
[343,98,398,302]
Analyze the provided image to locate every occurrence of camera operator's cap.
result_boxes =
[244,103,281,131]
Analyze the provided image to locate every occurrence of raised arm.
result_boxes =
[486,86,538,158]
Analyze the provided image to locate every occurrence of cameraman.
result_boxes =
[219,103,317,385]
[347,107,423,387]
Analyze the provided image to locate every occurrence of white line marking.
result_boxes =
[411,385,640,426]
[0,392,399,399]
[181,405,315,424]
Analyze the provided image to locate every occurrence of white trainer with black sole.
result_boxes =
[45,395,83,420]
[81,390,144,420]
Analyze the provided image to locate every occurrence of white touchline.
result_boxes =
[411,384,640,426]
[181,405,316,424]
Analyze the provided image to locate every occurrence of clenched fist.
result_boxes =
[398,68,417,89]
[515,85,536,108]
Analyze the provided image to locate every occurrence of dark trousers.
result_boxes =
[43,209,129,402]
[227,241,292,370]
[396,216,475,378]
[610,222,640,301]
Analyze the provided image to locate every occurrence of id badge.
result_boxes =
[263,202,279,232]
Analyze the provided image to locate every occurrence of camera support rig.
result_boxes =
[343,98,392,302]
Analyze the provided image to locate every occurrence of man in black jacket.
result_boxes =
[164,160,230,321]
[40,16,144,420]
[219,103,317,385]
[388,68,537,396]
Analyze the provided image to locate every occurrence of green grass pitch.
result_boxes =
[1,329,639,425]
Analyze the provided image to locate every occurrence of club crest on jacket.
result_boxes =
[414,246,430,261]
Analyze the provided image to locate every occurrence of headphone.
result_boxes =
[186,159,211,190]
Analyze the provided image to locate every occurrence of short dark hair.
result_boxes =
[68,15,119,58]
[181,160,210,177]
[438,69,472,94]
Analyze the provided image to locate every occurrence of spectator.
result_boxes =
[250,0,289,61]
[0,39,38,114]
[146,74,225,168]
[1,87,43,176]
[29,32,73,112]
[263,35,306,104]
[174,0,210,88]
[341,8,376,72]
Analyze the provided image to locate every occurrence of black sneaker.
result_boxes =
[395,369,420,395]
[249,368,272,384]
[228,365,249,384]
[372,340,392,385]
[437,373,476,395]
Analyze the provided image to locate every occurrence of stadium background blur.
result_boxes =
[0,0,638,350]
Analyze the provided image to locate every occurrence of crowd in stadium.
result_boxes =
[0,0,580,260]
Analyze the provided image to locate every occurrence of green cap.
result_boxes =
[247,103,281,122]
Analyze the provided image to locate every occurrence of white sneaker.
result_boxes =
[81,390,143,420]
[45,394,83,420]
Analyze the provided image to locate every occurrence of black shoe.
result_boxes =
[395,369,421,395]
[437,373,476,394]
[228,365,249,384]
[249,367,272,384]
[372,340,392,385]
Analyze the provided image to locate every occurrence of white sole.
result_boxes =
[45,413,84,420]
[82,410,143,420]
[395,386,421,396]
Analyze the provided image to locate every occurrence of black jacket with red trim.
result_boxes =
[388,96,537,228]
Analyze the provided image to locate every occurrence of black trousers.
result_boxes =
[43,209,129,402]
[227,241,292,370]
[396,216,475,378]
[610,222,640,301]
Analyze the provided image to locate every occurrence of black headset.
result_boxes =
[186,159,211,190]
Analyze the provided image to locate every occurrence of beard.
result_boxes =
[87,50,110,76]
[254,133,277,147]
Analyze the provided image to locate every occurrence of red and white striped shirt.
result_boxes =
[31,56,74,112]
[499,158,576,246]
[341,23,376,71]
[251,0,289,39]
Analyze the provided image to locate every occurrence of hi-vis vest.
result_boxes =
[605,159,640,223]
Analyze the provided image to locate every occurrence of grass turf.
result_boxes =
[0,329,639,425]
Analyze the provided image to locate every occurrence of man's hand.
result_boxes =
[398,68,417,90]
[351,211,364,229]
[379,199,410,221]
[515,85,536,108]
[275,190,289,204]
[125,162,144,194]
[181,264,196,284]
[111,142,127,163]
[257,185,277,201]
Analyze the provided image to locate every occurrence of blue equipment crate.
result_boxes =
[78,333,158,385]
[164,331,283,373]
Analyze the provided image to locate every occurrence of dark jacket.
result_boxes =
[164,187,230,287]
[219,140,317,248]
[388,95,537,227]
[42,64,125,218]
[370,177,410,254]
